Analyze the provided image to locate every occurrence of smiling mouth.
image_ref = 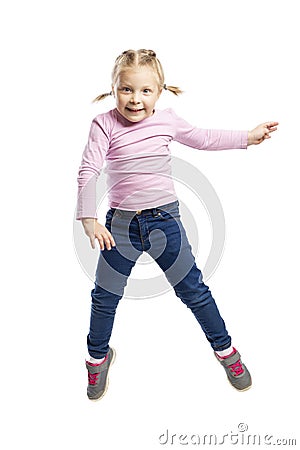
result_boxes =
[125,107,144,112]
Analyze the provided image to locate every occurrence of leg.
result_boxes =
[145,203,251,391]
[88,248,139,359]
[172,262,231,351]
[147,206,231,351]
[88,210,142,358]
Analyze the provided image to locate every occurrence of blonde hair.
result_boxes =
[92,49,183,102]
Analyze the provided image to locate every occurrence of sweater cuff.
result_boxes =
[241,130,248,149]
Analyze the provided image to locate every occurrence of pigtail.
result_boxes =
[163,84,184,96]
[92,92,112,103]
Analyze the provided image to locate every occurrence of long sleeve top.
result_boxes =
[76,108,248,219]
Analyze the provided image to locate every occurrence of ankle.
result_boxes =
[215,346,235,358]
[88,355,106,365]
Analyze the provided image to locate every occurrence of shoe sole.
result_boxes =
[89,347,116,402]
[227,376,252,392]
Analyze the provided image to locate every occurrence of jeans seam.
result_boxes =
[136,217,145,250]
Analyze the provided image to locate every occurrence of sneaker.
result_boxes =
[215,348,252,391]
[86,347,116,401]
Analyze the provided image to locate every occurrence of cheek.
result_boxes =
[115,96,125,106]
[148,98,158,109]
[146,96,158,105]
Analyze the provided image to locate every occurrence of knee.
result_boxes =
[91,284,121,310]
[174,283,213,308]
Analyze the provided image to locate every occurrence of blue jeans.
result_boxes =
[88,201,231,358]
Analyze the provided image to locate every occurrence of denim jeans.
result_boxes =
[88,200,231,358]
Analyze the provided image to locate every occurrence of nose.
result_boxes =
[130,91,141,104]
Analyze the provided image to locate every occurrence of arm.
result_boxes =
[170,109,278,150]
[76,119,108,220]
[77,118,115,250]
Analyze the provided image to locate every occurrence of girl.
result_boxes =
[76,49,278,401]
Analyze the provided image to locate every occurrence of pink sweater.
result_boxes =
[76,108,248,219]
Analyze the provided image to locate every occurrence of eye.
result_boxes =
[143,89,152,94]
[120,87,131,93]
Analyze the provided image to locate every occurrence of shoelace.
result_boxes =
[88,372,100,385]
[228,360,244,376]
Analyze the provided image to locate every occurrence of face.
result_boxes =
[112,66,162,122]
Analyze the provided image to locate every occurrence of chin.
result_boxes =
[125,112,149,122]
[127,116,146,123]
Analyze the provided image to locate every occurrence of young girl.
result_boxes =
[76,49,278,401]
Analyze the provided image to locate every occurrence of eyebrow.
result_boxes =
[119,82,154,89]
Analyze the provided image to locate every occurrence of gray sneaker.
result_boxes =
[86,347,116,401]
[215,348,252,391]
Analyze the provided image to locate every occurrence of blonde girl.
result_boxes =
[76,49,278,401]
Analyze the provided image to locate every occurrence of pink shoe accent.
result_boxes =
[86,354,108,367]
[228,360,244,376]
[219,348,244,377]
[88,372,99,385]
[86,355,108,385]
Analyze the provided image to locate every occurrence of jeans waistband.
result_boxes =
[110,200,179,218]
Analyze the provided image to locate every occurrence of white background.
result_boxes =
[1,0,299,448]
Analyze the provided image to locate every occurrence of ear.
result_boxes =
[111,85,116,97]
[157,87,163,100]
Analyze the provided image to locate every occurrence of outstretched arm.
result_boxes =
[247,122,279,146]
[170,109,278,151]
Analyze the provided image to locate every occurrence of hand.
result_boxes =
[81,218,116,250]
[247,122,279,145]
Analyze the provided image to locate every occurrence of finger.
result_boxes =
[108,233,116,247]
[264,121,279,126]
[102,235,112,250]
[265,122,279,130]
[263,126,277,137]
[105,233,116,250]
[101,230,116,248]
[95,234,105,250]
[268,126,277,133]
[95,231,112,250]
